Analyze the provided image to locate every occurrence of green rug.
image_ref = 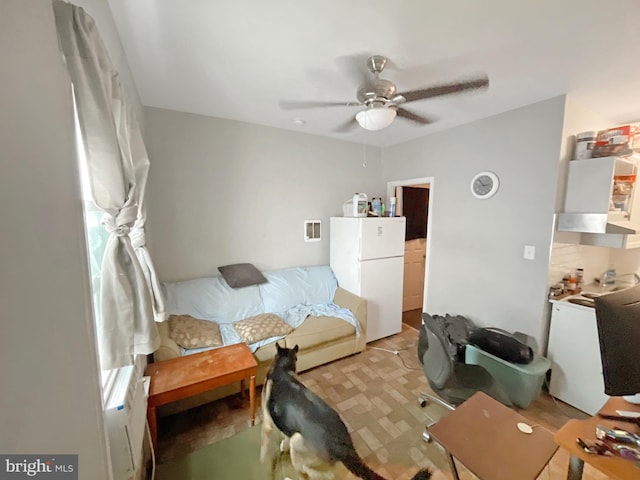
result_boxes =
[156,425,348,479]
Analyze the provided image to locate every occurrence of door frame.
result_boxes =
[387,176,434,313]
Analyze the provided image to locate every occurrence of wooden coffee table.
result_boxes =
[145,343,258,448]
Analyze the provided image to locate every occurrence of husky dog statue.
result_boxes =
[261,343,432,480]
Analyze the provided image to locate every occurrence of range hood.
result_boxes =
[557,213,640,235]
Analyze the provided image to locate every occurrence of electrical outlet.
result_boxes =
[523,245,535,260]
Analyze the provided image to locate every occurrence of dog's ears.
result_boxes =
[275,342,297,354]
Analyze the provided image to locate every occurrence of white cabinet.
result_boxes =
[564,156,636,215]
[547,302,609,415]
[557,156,640,248]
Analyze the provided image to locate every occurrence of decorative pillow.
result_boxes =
[168,315,223,349]
[218,263,268,288]
[233,313,293,344]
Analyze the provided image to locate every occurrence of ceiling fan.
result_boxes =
[280,55,489,132]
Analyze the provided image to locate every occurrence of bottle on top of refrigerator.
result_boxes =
[372,197,382,216]
[389,197,397,217]
[353,193,368,217]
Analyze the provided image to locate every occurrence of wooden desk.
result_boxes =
[145,343,257,448]
[429,391,558,480]
[554,397,640,480]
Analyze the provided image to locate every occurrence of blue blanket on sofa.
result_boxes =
[161,265,360,356]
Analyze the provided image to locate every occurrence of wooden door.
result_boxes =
[402,237,426,311]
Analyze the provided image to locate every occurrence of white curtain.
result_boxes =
[53,0,165,369]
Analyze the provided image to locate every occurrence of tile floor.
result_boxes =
[152,322,610,479]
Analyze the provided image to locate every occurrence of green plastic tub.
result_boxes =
[465,344,551,408]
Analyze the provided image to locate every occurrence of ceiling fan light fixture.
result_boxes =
[355,107,396,131]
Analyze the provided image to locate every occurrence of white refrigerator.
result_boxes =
[329,216,406,342]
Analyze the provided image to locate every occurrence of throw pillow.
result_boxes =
[168,314,223,349]
[218,263,268,288]
[233,313,293,344]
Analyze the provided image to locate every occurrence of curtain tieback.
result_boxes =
[129,227,146,249]
[102,206,137,237]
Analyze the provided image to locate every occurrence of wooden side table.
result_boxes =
[429,391,558,480]
[554,397,640,480]
[145,343,258,448]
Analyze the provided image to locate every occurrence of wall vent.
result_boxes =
[304,220,321,242]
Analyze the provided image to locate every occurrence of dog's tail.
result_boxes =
[342,453,432,480]
[342,453,386,480]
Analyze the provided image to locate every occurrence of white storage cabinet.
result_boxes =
[558,156,640,248]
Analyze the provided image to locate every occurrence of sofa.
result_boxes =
[154,265,367,415]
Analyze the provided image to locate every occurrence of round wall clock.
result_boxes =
[470,171,499,199]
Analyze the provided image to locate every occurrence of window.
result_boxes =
[73,101,114,392]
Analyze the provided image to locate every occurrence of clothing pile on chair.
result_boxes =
[420,313,534,365]
[426,314,475,362]
[418,313,514,407]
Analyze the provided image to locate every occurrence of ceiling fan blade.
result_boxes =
[395,75,489,104]
[333,116,359,133]
[279,100,360,110]
[395,107,435,125]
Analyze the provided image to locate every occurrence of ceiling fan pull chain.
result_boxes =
[362,144,367,168]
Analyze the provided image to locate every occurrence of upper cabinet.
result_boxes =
[557,156,640,248]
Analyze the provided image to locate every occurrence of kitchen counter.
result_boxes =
[549,282,634,311]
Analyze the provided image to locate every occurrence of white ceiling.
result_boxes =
[107,0,640,148]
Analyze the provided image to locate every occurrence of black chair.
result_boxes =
[417,313,512,441]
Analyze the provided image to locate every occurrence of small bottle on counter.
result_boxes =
[563,273,577,293]
[576,268,584,289]
[604,264,617,285]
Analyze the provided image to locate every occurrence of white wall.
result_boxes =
[144,107,385,282]
[0,1,109,477]
[1,1,143,478]
[549,243,611,287]
[381,97,566,349]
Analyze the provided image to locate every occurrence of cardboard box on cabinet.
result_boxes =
[592,123,640,157]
